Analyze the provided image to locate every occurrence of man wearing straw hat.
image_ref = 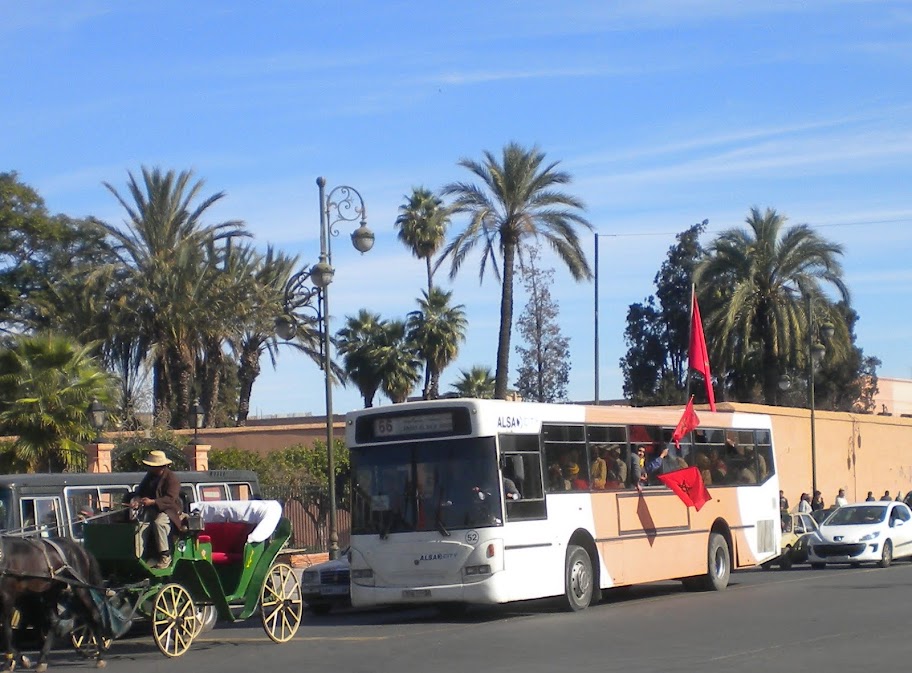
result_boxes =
[129,450,182,569]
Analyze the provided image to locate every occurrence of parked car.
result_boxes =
[807,501,912,568]
[301,548,351,615]
[811,506,838,526]
[764,512,819,569]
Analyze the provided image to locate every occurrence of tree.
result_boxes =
[373,320,422,404]
[450,366,495,399]
[695,207,850,405]
[406,288,467,399]
[394,187,449,293]
[620,221,707,405]
[513,247,570,402]
[0,333,115,471]
[440,142,592,399]
[336,310,387,407]
[97,167,248,426]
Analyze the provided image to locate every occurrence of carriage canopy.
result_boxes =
[190,500,282,543]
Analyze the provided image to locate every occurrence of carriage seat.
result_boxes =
[190,500,283,566]
[202,522,256,565]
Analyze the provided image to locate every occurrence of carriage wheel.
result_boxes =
[152,583,198,657]
[70,622,112,659]
[260,562,303,643]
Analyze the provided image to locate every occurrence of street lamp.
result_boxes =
[88,398,106,441]
[276,177,373,560]
[593,232,613,404]
[805,293,834,496]
[191,399,205,444]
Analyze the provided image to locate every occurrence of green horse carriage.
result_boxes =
[83,499,303,657]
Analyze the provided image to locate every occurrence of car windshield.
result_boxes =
[350,437,499,536]
[825,505,887,526]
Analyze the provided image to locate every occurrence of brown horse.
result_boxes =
[0,537,112,671]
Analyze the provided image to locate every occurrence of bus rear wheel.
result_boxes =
[564,545,594,611]
[682,533,730,591]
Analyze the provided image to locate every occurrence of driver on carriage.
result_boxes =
[128,450,182,569]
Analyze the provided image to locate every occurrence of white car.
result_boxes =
[807,501,912,568]
[300,548,351,615]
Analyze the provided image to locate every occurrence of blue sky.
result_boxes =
[3,1,911,418]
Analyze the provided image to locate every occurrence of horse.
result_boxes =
[0,536,113,671]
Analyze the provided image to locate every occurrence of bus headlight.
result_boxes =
[464,564,491,576]
[351,568,375,585]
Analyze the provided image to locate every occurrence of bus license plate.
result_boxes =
[402,589,431,598]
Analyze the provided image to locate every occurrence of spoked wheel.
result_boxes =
[71,621,112,659]
[152,583,198,657]
[260,562,303,643]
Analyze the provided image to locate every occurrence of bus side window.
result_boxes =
[502,452,546,521]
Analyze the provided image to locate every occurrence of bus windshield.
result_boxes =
[351,437,499,535]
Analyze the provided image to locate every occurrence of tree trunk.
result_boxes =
[235,343,261,426]
[201,338,223,427]
[495,242,517,399]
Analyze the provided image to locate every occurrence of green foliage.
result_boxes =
[514,246,570,402]
[208,446,267,472]
[407,288,467,400]
[112,434,190,472]
[620,221,706,405]
[695,208,851,405]
[451,365,496,399]
[0,332,115,471]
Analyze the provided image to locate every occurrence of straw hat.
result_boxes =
[142,450,172,467]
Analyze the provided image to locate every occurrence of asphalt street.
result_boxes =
[41,563,912,672]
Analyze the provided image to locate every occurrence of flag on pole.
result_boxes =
[658,466,711,511]
[671,396,700,449]
[689,291,717,412]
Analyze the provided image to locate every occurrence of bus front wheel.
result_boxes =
[564,545,594,611]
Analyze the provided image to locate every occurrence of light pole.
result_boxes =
[191,399,205,444]
[805,294,834,496]
[88,398,106,441]
[593,232,611,404]
[276,177,374,560]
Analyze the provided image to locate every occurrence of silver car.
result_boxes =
[301,548,351,615]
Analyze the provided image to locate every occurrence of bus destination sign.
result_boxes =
[374,412,454,438]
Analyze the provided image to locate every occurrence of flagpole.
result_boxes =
[685,283,695,402]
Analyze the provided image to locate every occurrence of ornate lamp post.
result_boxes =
[191,399,205,444]
[88,398,106,440]
[276,177,373,560]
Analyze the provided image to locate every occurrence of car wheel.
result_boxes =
[811,562,826,569]
[878,540,893,568]
[564,545,594,611]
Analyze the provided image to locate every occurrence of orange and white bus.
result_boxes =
[347,399,780,611]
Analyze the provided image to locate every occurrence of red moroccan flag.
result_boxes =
[658,466,711,511]
[689,292,717,412]
[671,396,700,449]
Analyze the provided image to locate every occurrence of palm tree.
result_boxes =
[97,167,248,427]
[440,143,592,399]
[335,310,387,407]
[374,320,422,404]
[394,187,450,293]
[407,288,467,399]
[0,333,114,471]
[450,365,495,399]
[695,207,850,405]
